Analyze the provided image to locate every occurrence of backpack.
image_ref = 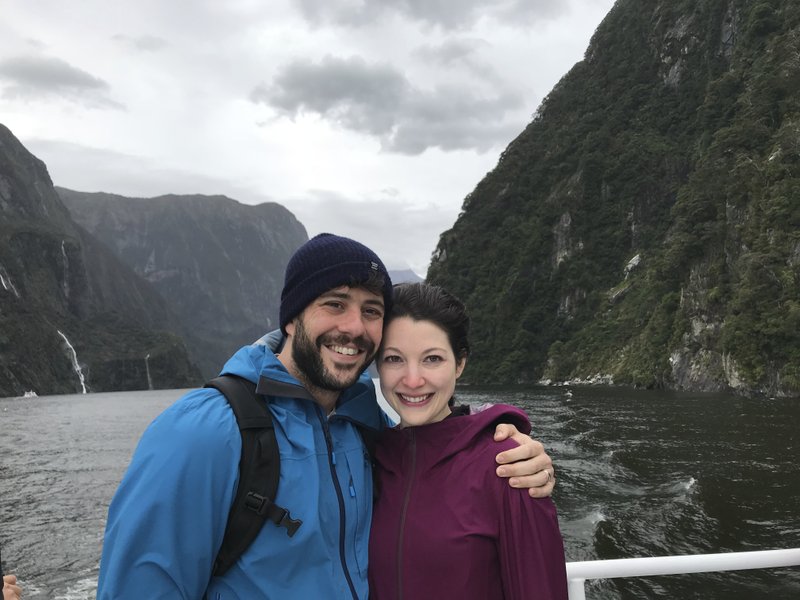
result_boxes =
[204,374,379,577]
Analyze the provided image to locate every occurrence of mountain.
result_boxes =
[0,124,200,397]
[389,268,424,284]
[59,189,308,378]
[427,0,799,397]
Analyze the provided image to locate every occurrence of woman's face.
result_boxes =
[377,316,465,428]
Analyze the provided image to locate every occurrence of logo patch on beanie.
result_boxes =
[370,261,378,270]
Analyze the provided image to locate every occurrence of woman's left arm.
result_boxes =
[497,486,569,600]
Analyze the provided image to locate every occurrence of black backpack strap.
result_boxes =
[355,424,379,464]
[356,424,381,501]
[205,374,303,577]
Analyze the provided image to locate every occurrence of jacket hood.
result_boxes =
[219,337,385,433]
[378,403,531,465]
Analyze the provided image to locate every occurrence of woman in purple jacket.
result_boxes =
[368,282,568,600]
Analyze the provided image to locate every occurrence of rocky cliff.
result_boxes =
[0,124,200,396]
[427,0,800,397]
[59,189,307,378]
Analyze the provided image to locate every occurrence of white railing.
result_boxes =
[566,548,800,600]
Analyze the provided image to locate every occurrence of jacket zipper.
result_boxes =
[318,408,359,600]
[396,429,416,600]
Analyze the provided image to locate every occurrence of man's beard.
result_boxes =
[291,317,377,392]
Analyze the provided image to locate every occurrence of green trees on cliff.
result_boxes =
[428,0,800,396]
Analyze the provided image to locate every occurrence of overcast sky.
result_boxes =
[1,0,615,276]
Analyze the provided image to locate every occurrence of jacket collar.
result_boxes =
[228,332,385,433]
[256,369,384,432]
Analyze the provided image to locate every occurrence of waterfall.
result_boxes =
[61,240,70,298]
[57,330,87,394]
[0,265,20,298]
[145,353,154,390]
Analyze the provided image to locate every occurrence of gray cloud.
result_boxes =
[295,0,568,29]
[23,38,47,51]
[0,55,107,90]
[112,34,169,51]
[415,38,487,64]
[253,56,408,136]
[389,86,524,154]
[0,55,122,108]
[414,38,500,82]
[251,55,524,154]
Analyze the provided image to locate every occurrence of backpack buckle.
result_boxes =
[245,492,302,537]
[276,510,303,537]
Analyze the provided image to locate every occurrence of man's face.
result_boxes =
[286,286,384,392]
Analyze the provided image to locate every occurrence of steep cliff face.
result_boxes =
[0,124,200,397]
[427,0,800,397]
[59,189,307,377]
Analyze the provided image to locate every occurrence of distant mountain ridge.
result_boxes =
[389,268,424,284]
[59,189,308,378]
[0,124,200,396]
[427,0,800,397]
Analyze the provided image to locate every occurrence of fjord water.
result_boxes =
[0,387,798,599]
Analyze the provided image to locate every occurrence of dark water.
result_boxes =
[460,385,800,599]
[1,386,798,599]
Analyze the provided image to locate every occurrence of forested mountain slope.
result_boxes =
[428,0,799,396]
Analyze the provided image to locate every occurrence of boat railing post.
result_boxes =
[567,577,586,600]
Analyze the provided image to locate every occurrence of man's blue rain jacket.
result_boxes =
[97,340,389,599]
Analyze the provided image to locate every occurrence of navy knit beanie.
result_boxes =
[279,233,393,334]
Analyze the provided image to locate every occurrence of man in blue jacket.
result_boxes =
[97,233,555,599]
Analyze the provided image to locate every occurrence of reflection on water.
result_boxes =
[1,386,798,599]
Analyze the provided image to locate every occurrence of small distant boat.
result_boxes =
[22,390,38,398]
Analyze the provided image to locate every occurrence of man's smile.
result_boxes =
[328,344,360,356]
